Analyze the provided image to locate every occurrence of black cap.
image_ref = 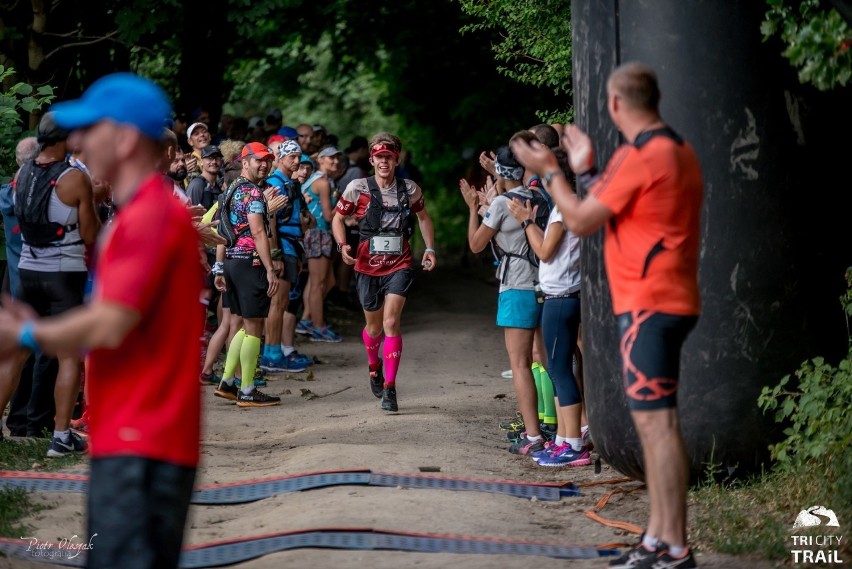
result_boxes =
[495,145,520,169]
[37,112,70,146]
[201,145,223,158]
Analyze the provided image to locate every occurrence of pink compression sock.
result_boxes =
[362,328,384,368]
[383,335,403,386]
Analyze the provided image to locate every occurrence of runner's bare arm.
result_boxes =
[416,207,437,271]
[315,177,334,223]
[331,211,355,265]
[545,175,612,236]
[248,212,279,297]
[60,168,101,244]
[214,244,226,292]
[467,206,497,254]
[461,181,497,253]
[0,296,139,356]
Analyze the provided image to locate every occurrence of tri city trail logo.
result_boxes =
[790,506,843,564]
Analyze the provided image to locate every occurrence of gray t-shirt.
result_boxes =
[483,187,538,292]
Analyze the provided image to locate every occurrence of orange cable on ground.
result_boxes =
[584,482,646,536]
[576,477,634,488]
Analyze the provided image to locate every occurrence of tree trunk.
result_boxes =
[28,0,45,71]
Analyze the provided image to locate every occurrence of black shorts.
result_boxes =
[617,311,698,411]
[355,269,414,312]
[18,269,86,316]
[285,269,309,316]
[281,254,299,285]
[88,456,195,569]
[224,257,271,319]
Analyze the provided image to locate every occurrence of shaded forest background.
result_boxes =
[0,0,572,249]
[0,0,848,249]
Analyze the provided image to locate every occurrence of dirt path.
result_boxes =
[4,265,771,568]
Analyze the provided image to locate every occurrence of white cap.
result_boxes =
[186,122,208,140]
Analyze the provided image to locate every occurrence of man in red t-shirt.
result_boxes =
[0,73,202,569]
[511,63,702,569]
[332,132,437,412]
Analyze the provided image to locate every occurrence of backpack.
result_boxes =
[13,159,81,248]
[217,177,254,248]
[490,188,552,279]
[268,171,304,225]
[358,176,415,242]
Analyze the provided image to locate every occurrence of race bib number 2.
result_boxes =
[370,234,403,255]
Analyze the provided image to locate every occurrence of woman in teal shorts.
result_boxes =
[461,145,546,456]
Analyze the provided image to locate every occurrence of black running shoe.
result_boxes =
[47,431,88,458]
[369,364,384,398]
[381,386,398,412]
[499,412,524,431]
[237,388,281,407]
[608,543,659,568]
[541,423,557,442]
[214,380,239,401]
[643,549,696,569]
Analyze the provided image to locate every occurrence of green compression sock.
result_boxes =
[539,367,558,426]
[223,329,246,380]
[532,362,545,421]
[240,335,262,393]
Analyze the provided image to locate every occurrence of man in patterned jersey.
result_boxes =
[331,132,437,412]
[213,142,282,407]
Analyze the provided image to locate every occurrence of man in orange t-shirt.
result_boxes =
[512,62,702,569]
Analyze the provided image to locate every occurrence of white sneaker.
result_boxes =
[501,369,513,379]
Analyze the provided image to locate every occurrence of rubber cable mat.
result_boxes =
[0,469,578,503]
[0,528,618,567]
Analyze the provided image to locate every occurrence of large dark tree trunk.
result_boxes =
[574,0,852,483]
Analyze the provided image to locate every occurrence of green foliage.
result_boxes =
[0,66,55,183]
[691,469,797,560]
[113,0,181,45]
[692,269,852,561]
[762,0,852,90]
[757,267,852,541]
[0,488,44,538]
[226,33,399,144]
[457,0,573,122]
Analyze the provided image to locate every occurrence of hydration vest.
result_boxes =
[13,159,82,248]
[358,176,416,242]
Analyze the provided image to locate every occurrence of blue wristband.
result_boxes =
[17,321,40,352]
[425,248,436,254]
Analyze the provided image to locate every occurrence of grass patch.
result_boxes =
[690,471,791,562]
[0,437,85,471]
[690,469,851,564]
[0,488,46,538]
[0,437,85,539]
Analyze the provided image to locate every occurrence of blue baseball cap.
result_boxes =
[278,126,299,140]
[51,73,172,140]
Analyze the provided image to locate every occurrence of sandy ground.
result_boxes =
[2,264,772,568]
